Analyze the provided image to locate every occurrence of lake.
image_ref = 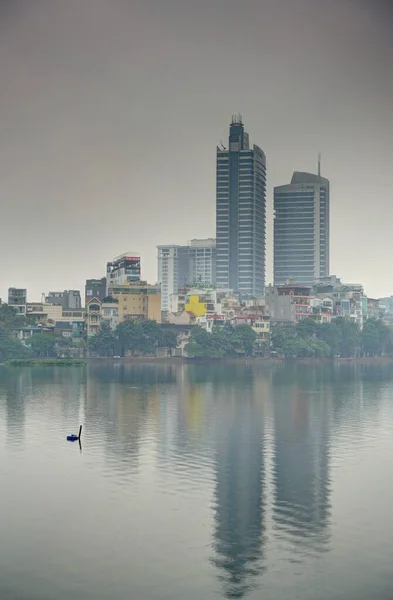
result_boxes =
[1,362,393,599]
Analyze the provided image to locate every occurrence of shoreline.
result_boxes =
[3,356,392,367]
[85,356,393,366]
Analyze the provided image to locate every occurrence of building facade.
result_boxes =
[266,284,312,323]
[216,116,266,297]
[45,290,82,309]
[85,277,107,306]
[106,252,141,293]
[274,170,330,286]
[108,281,161,323]
[157,239,216,312]
[8,288,27,315]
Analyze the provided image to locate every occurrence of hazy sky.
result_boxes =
[0,0,392,301]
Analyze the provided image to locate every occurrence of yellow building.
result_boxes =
[185,288,218,318]
[108,281,161,323]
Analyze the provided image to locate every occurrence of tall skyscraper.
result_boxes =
[216,116,266,297]
[274,167,330,286]
[157,239,216,312]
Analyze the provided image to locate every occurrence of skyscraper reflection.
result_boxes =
[211,377,266,598]
[272,371,332,554]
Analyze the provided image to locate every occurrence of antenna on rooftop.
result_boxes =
[318,152,321,178]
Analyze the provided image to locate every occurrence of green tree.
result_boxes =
[116,321,139,356]
[0,329,30,362]
[139,320,163,354]
[296,317,319,339]
[316,322,339,357]
[185,326,213,358]
[281,337,313,358]
[27,333,58,357]
[88,324,117,357]
[186,323,257,358]
[0,303,27,330]
[334,317,360,357]
[270,324,297,355]
[362,318,392,356]
[230,324,256,356]
[309,337,331,357]
[160,329,178,349]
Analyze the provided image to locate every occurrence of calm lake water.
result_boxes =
[1,362,393,599]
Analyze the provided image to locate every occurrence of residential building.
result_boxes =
[216,115,266,297]
[108,281,161,323]
[54,321,85,339]
[313,275,365,328]
[266,284,312,323]
[46,290,82,309]
[26,303,85,326]
[85,299,101,337]
[379,296,393,327]
[26,302,63,324]
[274,168,330,286]
[157,239,216,312]
[8,288,27,315]
[106,252,141,293]
[310,297,333,323]
[12,325,53,344]
[366,298,383,321]
[169,290,187,314]
[100,299,119,330]
[184,287,224,332]
[85,278,107,305]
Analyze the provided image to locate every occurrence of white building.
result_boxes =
[106,252,141,293]
[157,239,216,313]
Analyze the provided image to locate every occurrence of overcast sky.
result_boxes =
[0,0,392,301]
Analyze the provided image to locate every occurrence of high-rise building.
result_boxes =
[274,169,330,286]
[8,288,27,315]
[106,252,141,293]
[216,116,266,297]
[157,239,216,312]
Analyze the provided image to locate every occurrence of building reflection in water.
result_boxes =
[1,367,30,446]
[271,367,332,555]
[85,364,176,471]
[1,366,86,446]
[210,372,266,599]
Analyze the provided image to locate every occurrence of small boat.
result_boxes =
[66,425,82,442]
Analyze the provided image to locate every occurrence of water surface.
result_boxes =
[0,362,393,599]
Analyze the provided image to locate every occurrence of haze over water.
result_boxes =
[1,362,393,599]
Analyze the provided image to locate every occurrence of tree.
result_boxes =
[0,330,30,362]
[88,324,117,357]
[27,333,58,357]
[296,317,319,339]
[230,324,256,356]
[139,320,163,354]
[160,329,178,349]
[316,322,339,357]
[270,324,297,355]
[362,319,392,356]
[185,323,257,359]
[0,303,27,330]
[185,326,214,358]
[334,317,360,357]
